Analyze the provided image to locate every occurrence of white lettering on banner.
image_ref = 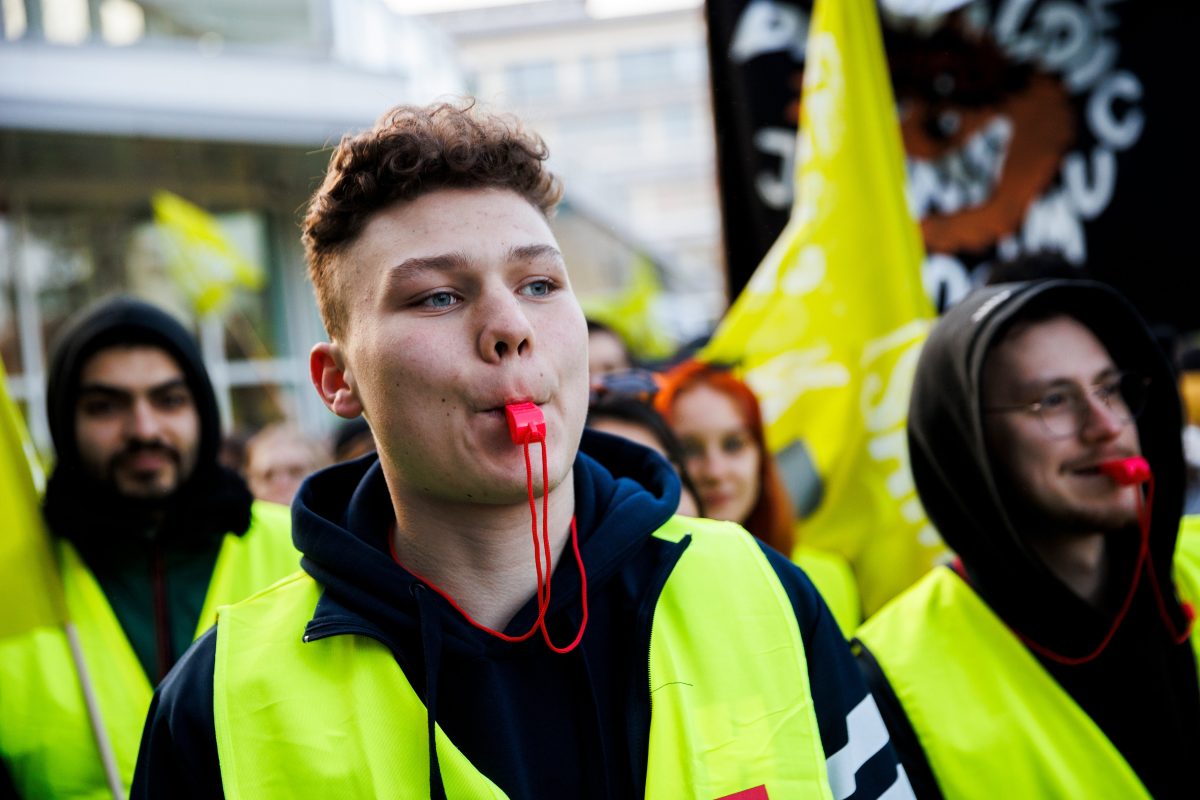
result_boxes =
[746,347,851,428]
[802,32,844,159]
[753,127,798,211]
[921,0,1144,271]
[1088,70,1143,150]
[867,429,917,504]
[1022,189,1085,261]
[1063,147,1115,220]
[993,0,1041,57]
[729,0,809,64]
[1065,37,1116,93]
[859,324,927,521]
[781,246,827,295]
[1037,3,1091,72]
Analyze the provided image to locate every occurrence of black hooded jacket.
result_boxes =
[856,280,1199,798]
[133,431,909,799]
[41,296,255,679]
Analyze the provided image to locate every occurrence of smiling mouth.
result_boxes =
[907,115,1013,218]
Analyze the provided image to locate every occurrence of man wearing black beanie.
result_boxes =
[0,296,298,798]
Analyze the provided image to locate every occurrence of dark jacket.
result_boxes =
[133,431,908,799]
[855,280,1199,798]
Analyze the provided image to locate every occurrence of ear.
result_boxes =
[310,342,364,419]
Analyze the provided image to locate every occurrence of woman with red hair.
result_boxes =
[656,359,861,635]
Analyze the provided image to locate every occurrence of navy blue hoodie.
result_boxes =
[133,431,906,799]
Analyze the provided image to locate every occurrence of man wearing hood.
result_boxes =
[132,102,912,799]
[854,280,1200,798]
[0,298,298,798]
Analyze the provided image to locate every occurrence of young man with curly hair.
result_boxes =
[132,102,910,799]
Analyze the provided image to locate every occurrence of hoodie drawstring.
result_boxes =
[413,584,448,800]
[987,471,1193,666]
[390,436,588,652]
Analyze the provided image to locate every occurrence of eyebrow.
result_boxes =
[508,243,564,265]
[1017,365,1121,393]
[387,244,565,282]
[79,378,189,397]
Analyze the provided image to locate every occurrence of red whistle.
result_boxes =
[505,402,546,444]
[1097,456,1152,485]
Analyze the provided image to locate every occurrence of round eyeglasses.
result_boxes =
[984,371,1151,439]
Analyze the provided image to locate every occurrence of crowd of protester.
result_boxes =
[1,99,1197,799]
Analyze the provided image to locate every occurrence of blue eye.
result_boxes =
[422,291,458,309]
[521,280,552,297]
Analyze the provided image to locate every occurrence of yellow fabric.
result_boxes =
[0,360,64,638]
[856,553,1200,799]
[701,0,943,616]
[152,190,264,316]
[215,516,832,799]
[580,254,675,361]
[0,502,296,799]
[794,544,861,638]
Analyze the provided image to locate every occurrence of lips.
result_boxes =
[114,447,179,474]
[1064,452,1138,476]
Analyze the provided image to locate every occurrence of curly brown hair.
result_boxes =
[302,101,563,338]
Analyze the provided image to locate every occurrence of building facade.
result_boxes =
[1,0,463,452]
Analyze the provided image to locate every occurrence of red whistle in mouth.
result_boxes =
[505,402,546,445]
[1097,456,1152,485]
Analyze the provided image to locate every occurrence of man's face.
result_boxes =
[75,345,201,499]
[316,187,590,505]
[981,315,1142,535]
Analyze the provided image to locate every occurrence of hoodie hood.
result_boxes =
[908,279,1187,648]
[42,296,252,545]
[293,428,681,650]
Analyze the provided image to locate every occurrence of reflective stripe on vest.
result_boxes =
[0,500,295,799]
[214,515,833,799]
[856,523,1200,800]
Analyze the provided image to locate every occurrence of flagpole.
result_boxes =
[64,620,127,800]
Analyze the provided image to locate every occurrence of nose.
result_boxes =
[478,289,534,363]
[1079,392,1126,441]
[127,398,164,441]
[688,447,723,484]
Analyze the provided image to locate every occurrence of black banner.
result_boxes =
[707,0,1199,334]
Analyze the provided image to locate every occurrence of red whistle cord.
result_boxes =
[1011,470,1193,666]
[391,435,589,653]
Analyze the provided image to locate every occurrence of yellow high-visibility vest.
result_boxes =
[214,516,834,799]
[0,501,296,799]
[856,517,1200,799]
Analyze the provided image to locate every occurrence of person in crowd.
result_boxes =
[243,421,331,506]
[854,280,1199,798]
[655,359,862,636]
[1178,348,1200,514]
[586,318,634,386]
[586,370,702,517]
[331,416,376,462]
[0,297,298,798]
[132,101,910,799]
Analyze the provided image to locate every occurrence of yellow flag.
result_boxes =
[702,0,945,615]
[0,360,66,638]
[153,190,265,317]
[581,254,676,361]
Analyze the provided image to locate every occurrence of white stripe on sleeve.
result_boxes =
[825,694,899,800]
